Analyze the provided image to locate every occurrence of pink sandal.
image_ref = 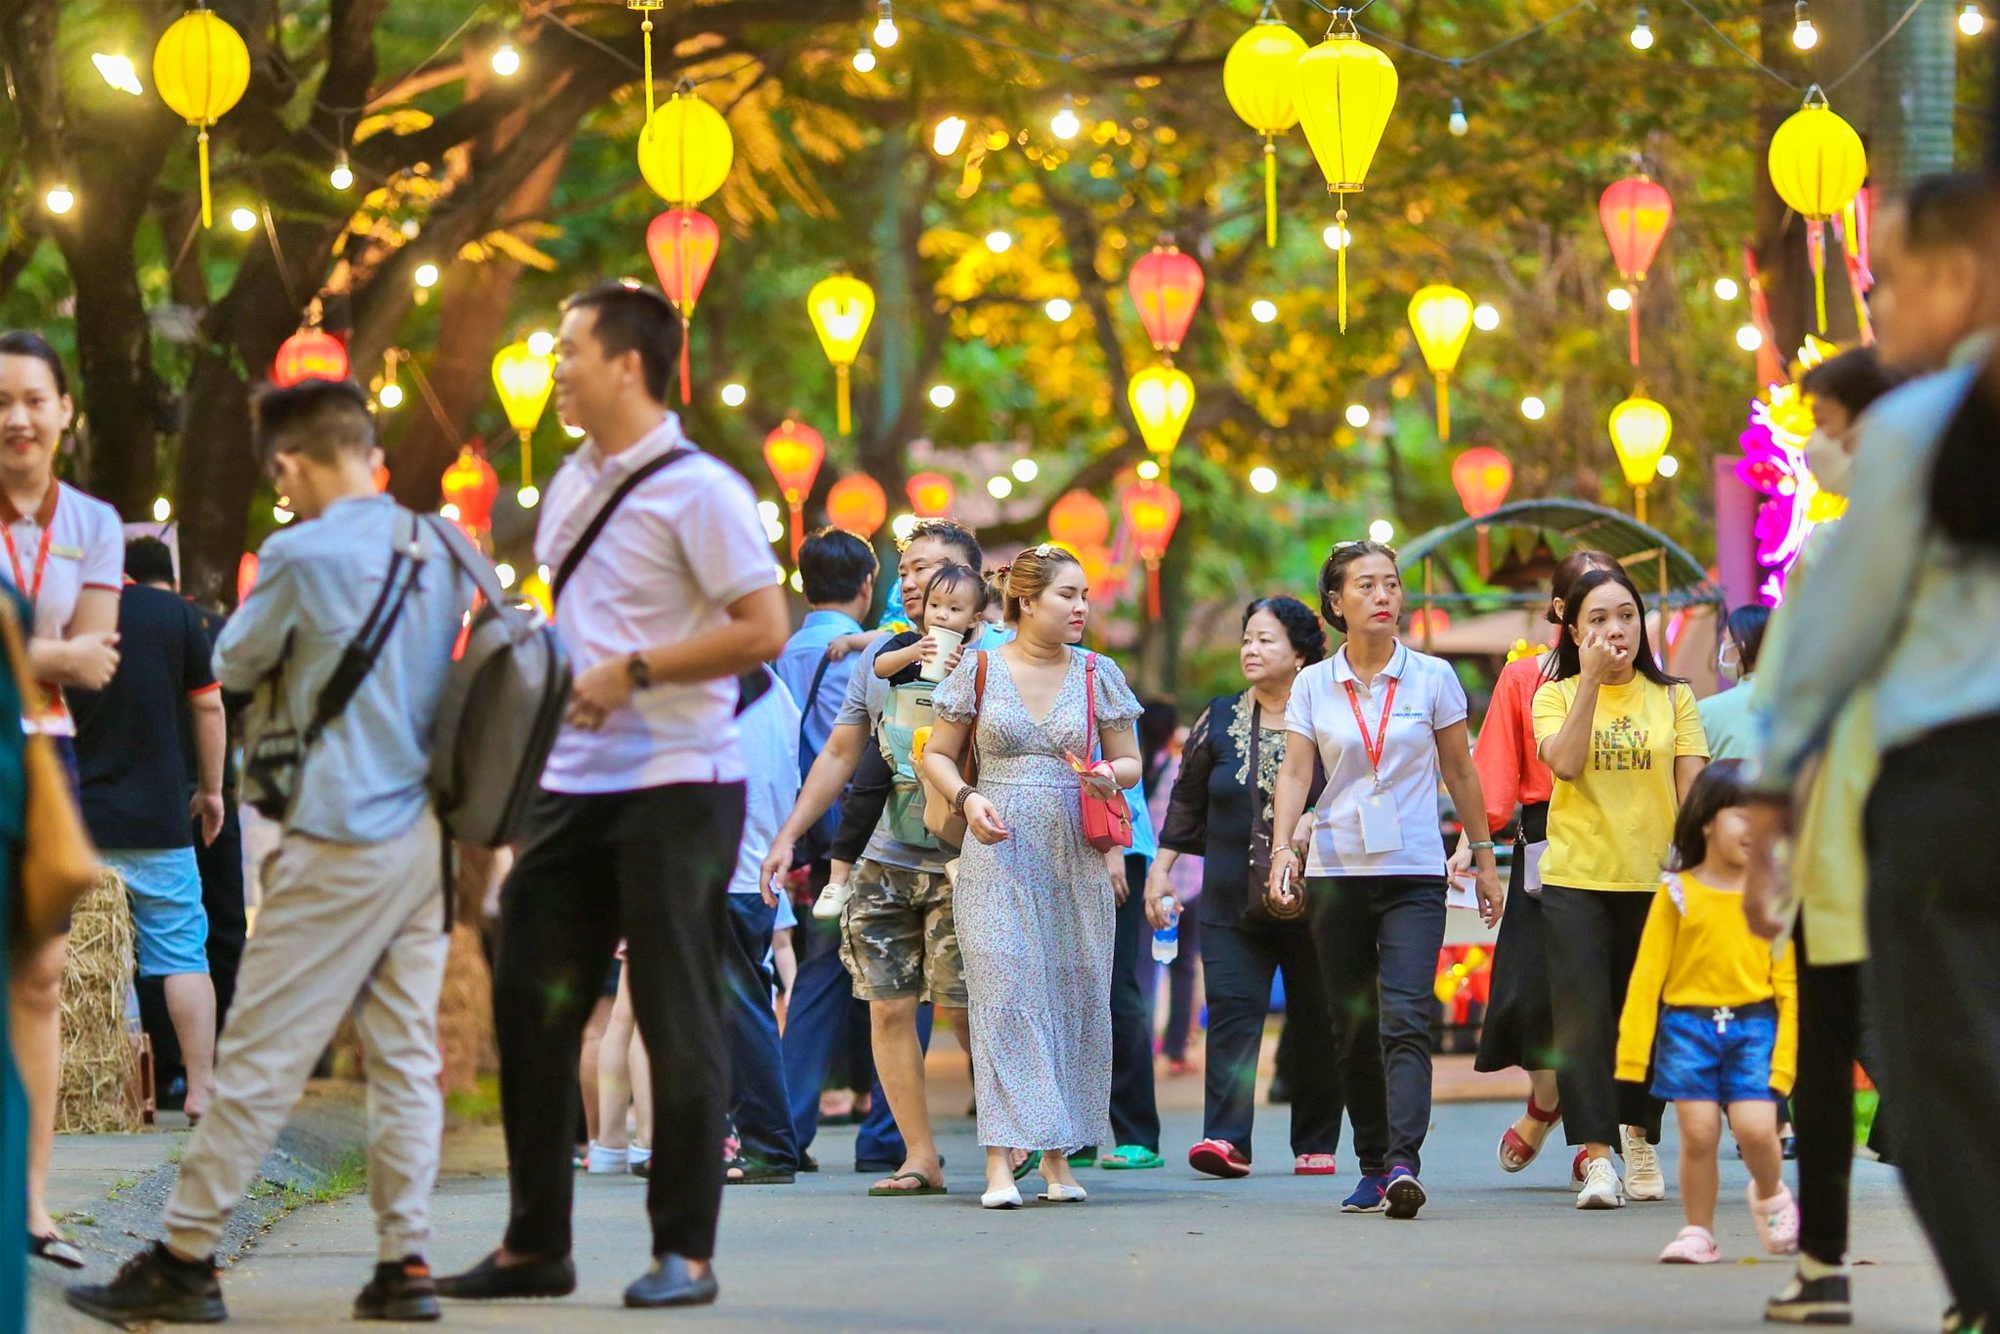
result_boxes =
[1188,1139,1251,1179]
[1497,1095,1561,1173]
[1659,1225,1720,1264]
[1293,1153,1338,1176]
[1749,1181,1801,1255]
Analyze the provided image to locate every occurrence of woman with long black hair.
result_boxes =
[1532,563,1707,1211]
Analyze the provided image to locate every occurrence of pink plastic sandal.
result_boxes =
[1293,1153,1338,1176]
[1749,1181,1801,1255]
[1659,1225,1721,1264]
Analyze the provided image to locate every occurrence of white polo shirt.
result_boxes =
[0,481,124,736]
[533,416,779,794]
[1286,640,1467,878]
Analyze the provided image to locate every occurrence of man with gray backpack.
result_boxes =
[69,378,500,1327]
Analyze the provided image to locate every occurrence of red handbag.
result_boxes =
[1079,654,1135,853]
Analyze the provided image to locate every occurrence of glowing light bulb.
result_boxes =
[44,185,74,215]
[517,485,541,510]
[1051,95,1081,141]
[1791,3,1818,49]
[1135,460,1161,481]
[1736,324,1765,352]
[1656,455,1680,478]
[757,500,781,525]
[330,157,354,191]
[1368,519,1395,544]
[440,503,462,522]
[377,383,404,409]
[537,565,551,584]
[1473,303,1500,331]
[891,513,918,541]
[1962,3,1987,36]
[564,424,585,439]
[92,53,143,96]
[1345,404,1372,429]
[496,562,517,590]
[230,206,258,233]
[720,383,748,407]
[1630,8,1654,48]
[932,116,967,156]
[490,43,521,76]
[152,496,172,523]
[852,45,877,73]
[274,505,294,525]
[1448,97,1468,137]
[1045,298,1073,322]
[872,2,899,48]
[413,262,440,289]
[1521,395,1547,421]
[929,384,957,408]
[1011,459,1039,483]
[986,476,1013,499]
[1713,277,1740,301]
[526,329,556,358]
[1251,299,1278,324]
[1249,466,1278,494]
[984,230,1012,254]
[1323,223,1352,251]
[1607,286,1634,312]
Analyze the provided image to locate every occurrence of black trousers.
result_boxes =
[1106,855,1161,1153]
[1793,921,1861,1266]
[1864,715,2000,1325]
[198,805,247,1027]
[1541,885,1664,1148]
[1202,915,1342,1160]
[495,782,743,1262]
[1307,876,1445,1177]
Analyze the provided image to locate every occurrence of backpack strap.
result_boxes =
[303,511,422,745]
[550,446,695,603]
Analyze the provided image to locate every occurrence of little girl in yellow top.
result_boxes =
[1616,759,1799,1265]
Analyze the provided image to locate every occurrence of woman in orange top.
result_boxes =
[1453,550,1615,1181]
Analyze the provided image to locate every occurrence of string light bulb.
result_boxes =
[91,53,144,95]
[1345,403,1372,429]
[1045,298,1073,322]
[1791,2,1818,50]
[852,43,876,72]
[984,229,1012,254]
[1135,460,1161,481]
[1368,519,1395,544]
[1050,94,1081,141]
[490,42,521,76]
[928,384,957,408]
[526,329,556,358]
[872,1,899,49]
[377,382,403,409]
[1249,466,1278,494]
[1011,459,1039,482]
[1736,324,1764,351]
[229,205,257,233]
[518,485,541,510]
[1448,96,1468,137]
[986,476,1013,500]
[720,382,748,407]
[1630,7,1655,49]
[932,115,967,156]
[1472,303,1500,331]
[1251,299,1278,324]
[1713,276,1740,301]
[1322,223,1352,251]
[1657,455,1680,478]
[1962,3,1986,35]
[329,153,353,191]
[44,184,75,215]
[1607,286,1634,312]
[152,497,172,523]
[1521,395,1547,420]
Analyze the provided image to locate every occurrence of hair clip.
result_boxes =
[1033,542,1053,557]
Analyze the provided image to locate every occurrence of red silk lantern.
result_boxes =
[907,471,955,519]
[271,328,350,387]
[1048,490,1112,551]
[440,445,499,535]
[1120,480,1182,618]
[763,419,826,565]
[826,474,887,539]
[1127,243,1204,357]
[1408,607,1452,643]
[1450,445,1513,578]
[645,209,721,404]
[1598,176,1673,367]
[236,551,259,604]
[372,464,391,494]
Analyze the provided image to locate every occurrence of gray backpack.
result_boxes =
[422,517,571,847]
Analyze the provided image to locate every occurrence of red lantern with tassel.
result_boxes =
[1127,242,1204,357]
[645,209,721,404]
[440,445,499,535]
[763,419,826,565]
[1120,480,1181,619]
[1598,176,1673,368]
[1048,490,1112,552]
[906,472,955,520]
[1449,446,1513,578]
[826,474,888,539]
[271,328,350,387]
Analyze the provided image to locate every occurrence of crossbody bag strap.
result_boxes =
[795,648,836,759]
[304,511,423,745]
[1084,651,1097,755]
[550,446,695,604]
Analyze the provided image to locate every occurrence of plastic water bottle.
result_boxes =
[1152,896,1180,964]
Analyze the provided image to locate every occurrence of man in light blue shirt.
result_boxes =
[774,528,877,769]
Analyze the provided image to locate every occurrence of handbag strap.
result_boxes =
[304,511,423,746]
[795,647,837,761]
[550,446,695,603]
[0,595,43,723]
[1083,651,1096,758]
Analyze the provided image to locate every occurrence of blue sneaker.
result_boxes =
[1341,1173,1390,1213]
[1384,1166,1427,1220]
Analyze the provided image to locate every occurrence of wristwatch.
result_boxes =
[626,651,653,690]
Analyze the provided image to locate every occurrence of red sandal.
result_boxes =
[1188,1139,1252,1179]
[1497,1095,1561,1174]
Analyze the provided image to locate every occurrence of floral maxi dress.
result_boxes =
[933,647,1143,1152]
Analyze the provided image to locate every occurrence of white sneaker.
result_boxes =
[1623,1127,1666,1200]
[586,1141,629,1174]
[811,881,850,920]
[1576,1156,1624,1209]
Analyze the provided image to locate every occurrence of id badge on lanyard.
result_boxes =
[1346,678,1403,854]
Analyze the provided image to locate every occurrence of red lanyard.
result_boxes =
[1,497,56,609]
[1343,676,1398,782]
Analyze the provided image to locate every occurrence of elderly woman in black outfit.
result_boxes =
[1148,597,1344,1179]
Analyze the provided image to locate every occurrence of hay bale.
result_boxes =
[438,921,494,1096]
[58,868,140,1134]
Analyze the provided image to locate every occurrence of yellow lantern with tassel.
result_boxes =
[807,274,876,434]
[492,339,556,509]
[153,6,251,229]
[638,87,735,208]
[1291,16,1397,332]
[1223,9,1307,249]
[1608,394,1673,525]
[1127,365,1195,460]
[1767,86,1866,335]
[628,1,665,126]
[1407,284,1473,441]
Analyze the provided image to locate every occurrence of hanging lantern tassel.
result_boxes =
[1807,218,1828,335]
[1843,246,1874,345]
[1434,371,1450,442]
[1146,557,1163,620]
[1263,137,1279,249]
[1628,280,1642,369]
[520,432,533,493]
[197,128,214,229]
[787,499,805,567]
[836,364,853,435]
[1476,523,1491,581]
[1335,202,1349,333]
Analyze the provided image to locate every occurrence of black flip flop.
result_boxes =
[30,1232,85,1269]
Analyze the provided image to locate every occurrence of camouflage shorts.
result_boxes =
[839,859,966,1007]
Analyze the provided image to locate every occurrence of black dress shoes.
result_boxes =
[434,1250,576,1300]
[623,1254,719,1308]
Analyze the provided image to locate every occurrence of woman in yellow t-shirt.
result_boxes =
[1532,565,1709,1211]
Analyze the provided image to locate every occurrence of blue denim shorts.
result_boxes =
[1650,1002,1779,1104]
[103,847,210,979]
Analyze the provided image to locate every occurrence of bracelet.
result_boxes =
[1469,840,1498,851]
[951,784,978,816]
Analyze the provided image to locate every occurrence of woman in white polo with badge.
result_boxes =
[0,330,125,1269]
[1268,540,1503,1222]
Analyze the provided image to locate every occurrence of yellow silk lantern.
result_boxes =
[1223,14,1308,248]
[1407,284,1474,441]
[807,274,876,434]
[628,1,665,126]
[638,88,735,208]
[1292,19,1397,331]
[1767,86,1867,334]
[1127,365,1195,460]
[492,340,556,506]
[153,8,251,229]
[1608,394,1673,524]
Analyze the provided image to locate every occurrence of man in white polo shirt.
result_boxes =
[438,285,787,1311]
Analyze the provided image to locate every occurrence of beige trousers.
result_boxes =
[162,815,447,1263]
